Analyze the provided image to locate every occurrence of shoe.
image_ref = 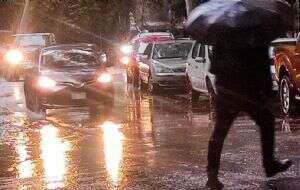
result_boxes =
[265,159,292,177]
[206,178,224,190]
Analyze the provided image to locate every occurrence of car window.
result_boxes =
[152,42,193,60]
[192,43,200,59]
[208,46,213,61]
[15,35,50,47]
[199,45,205,58]
[144,43,153,57]
[42,48,99,68]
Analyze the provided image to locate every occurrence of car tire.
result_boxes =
[127,73,133,84]
[187,79,200,103]
[133,76,139,87]
[24,83,45,114]
[280,75,297,115]
[148,74,159,94]
[139,76,147,90]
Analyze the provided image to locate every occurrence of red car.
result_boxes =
[122,34,173,86]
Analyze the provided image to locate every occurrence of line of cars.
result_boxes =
[122,31,300,115]
[0,32,114,116]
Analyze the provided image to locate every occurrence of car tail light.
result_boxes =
[38,76,56,89]
[120,56,130,65]
[5,49,23,64]
[97,73,112,83]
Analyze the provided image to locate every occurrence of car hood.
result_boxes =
[154,58,187,68]
[40,67,99,84]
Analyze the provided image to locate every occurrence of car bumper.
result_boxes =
[38,83,114,108]
[152,73,187,88]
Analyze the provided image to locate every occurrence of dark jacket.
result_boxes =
[210,45,273,97]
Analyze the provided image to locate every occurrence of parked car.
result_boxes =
[24,44,114,115]
[186,42,279,106]
[123,35,174,87]
[138,39,194,93]
[272,37,299,114]
[3,33,56,81]
[0,30,13,75]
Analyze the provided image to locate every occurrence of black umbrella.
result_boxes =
[186,0,293,47]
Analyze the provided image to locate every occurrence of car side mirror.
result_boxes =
[141,54,149,60]
[195,57,205,63]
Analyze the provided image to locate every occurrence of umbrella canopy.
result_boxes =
[186,0,293,47]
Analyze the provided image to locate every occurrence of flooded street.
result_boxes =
[0,67,300,190]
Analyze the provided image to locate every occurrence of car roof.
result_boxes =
[13,33,53,37]
[153,39,195,44]
[271,38,297,44]
[42,43,97,51]
[140,35,173,43]
[139,32,173,37]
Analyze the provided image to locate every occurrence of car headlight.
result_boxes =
[5,49,23,64]
[97,73,112,83]
[120,45,133,54]
[38,76,56,89]
[120,56,130,65]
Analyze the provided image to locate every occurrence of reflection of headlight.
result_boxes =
[5,49,23,64]
[154,63,173,73]
[38,76,56,89]
[120,45,132,54]
[120,56,130,65]
[97,73,112,83]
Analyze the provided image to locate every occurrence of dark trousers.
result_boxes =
[207,84,275,177]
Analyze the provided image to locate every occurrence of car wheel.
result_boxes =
[148,74,159,94]
[187,79,200,103]
[133,76,139,87]
[25,85,44,114]
[280,75,296,115]
[139,75,146,90]
[127,72,133,84]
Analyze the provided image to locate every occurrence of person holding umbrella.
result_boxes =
[186,0,295,189]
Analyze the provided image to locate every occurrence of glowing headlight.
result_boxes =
[5,49,23,64]
[120,56,130,65]
[38,76,56,89]
[97,73,112,83]
[120,45,133,54]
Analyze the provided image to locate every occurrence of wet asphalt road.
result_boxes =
[0,66,300,190]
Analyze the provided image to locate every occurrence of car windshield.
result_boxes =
[153,42,193,60]
[15,35,49,47]
[42,48,99,68]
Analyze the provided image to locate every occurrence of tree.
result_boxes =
[185,0,193,15]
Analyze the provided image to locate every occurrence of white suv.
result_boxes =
[186,43,216,103]
[186,42,278,104]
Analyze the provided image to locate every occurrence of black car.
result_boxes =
[24,44,114,115]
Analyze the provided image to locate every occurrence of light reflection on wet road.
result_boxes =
[0,67,300,189]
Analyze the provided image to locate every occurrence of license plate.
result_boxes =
[71,92,86,99]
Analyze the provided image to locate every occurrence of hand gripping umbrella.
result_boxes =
[186,0,293,47]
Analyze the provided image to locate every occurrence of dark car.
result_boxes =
[3,33,56,81]
[24,44,114,115]
[0,30,13,75]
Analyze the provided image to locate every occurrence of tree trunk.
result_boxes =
[18,0,30,33]
[185,0,193,16]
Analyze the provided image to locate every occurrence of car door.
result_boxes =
[187,42,201,89]
[294,38,300,89]
[139,43,152,83]
[195,44,206,91]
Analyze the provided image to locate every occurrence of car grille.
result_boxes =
[173,68,186,73]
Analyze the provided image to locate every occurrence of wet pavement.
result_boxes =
[0,66,300,189]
